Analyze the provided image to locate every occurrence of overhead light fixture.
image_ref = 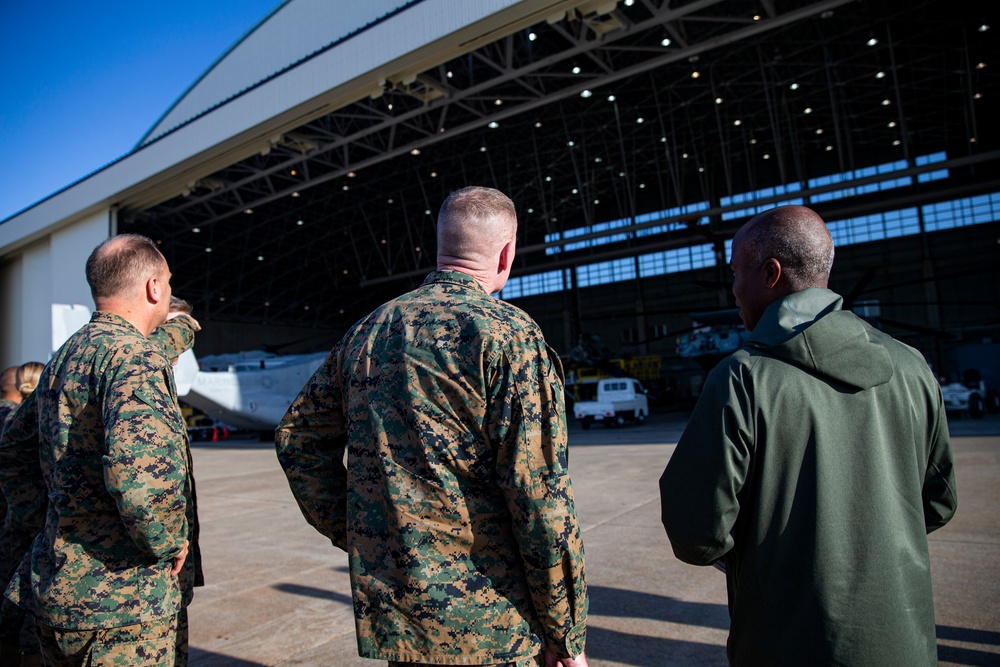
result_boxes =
[572,188,579,194]
[581,90,593,98]
[698,167,705,173]
[876,71,886,79]
[607,95,616,102]
[480,146,487,152]
[691,70,700,79]
[572,66,581,74]
[974,92,983,99]
[593,199,600,204]
[888,121,896,127]
[219,296,225,302]
[410,148,421,155]
[495,99,503,105]
[750,138,757,145]
[734,119,742,126]
[488,121,500,129]
[826,145,833,151]
[347,171,356,177]
[529,32,537,41]
[882,99,891,106]
[594,157,602,163]
[893,140,901,146]
[753,14,761,21]
[431,171,438,177]
[290,169,297,176]
[660,136,667,143]
[535,121,543,128]
[977,62,987,70]
[682,152,689,158]
[804,107,813,114]
[291,192,300,198]
[192,227,201,233]
[245,208,253,214]
[715,97,723,104]
[815,128,824,135]
[528,207,534,213]
[624,0,634,5]
[661,38,671,47]
[257,255,264,261]
[343,185,349,191]
[297,220,304,226]
[545,176,552,182]
[447,70,454,78]
[763,153,771,160]
[867,37,878,47]
[304,305,310,311]
[636,117,644,123]
[789,82,799,90]
[205,247,213,253]
[567,140,575,146]
[979,24,990,33]
[639,183,645,189]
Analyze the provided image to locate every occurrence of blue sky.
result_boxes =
[0,1,280,221]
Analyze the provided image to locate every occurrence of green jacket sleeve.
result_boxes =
[922,385,957,532]
[492,341,587,659]
[102,365,188,561]
[660,358,753,566]
[275,347,349,550]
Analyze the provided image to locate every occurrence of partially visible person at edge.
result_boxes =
[0,234,190,666]
[0,361,44,666]
[659,205,958,666]
[0,367,20,426]
[148,294,203,667]
[276,186,588,667]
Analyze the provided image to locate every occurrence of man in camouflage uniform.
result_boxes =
[276,186,589,667]
[148,296,204,667]
[0,234,190,666]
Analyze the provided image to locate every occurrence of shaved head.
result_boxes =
[737,205,834,290]
[437,187,518,264]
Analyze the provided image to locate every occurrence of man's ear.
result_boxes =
[763,257,783,289]
[497,241,514,274]
[146,276,163,304]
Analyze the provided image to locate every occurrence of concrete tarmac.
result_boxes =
[186,413,1000,666]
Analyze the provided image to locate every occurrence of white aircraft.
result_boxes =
[176,350,328,431]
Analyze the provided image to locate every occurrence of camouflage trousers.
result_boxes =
[388,655,543,667]
[36,613,177,666]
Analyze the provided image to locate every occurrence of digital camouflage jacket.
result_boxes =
[0,311,189,629]
[276,270,588,664]
[148,313,204,603]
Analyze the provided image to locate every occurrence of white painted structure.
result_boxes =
[0,0,589,366]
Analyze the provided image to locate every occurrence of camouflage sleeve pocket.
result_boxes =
[132,371,185,436]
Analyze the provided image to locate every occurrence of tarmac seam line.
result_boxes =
[581,497,658,534]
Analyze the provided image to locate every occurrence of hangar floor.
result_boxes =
[186,413,999,666]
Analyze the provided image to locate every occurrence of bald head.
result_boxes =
[737,205,834,291]
[437,187,518,266]
[86,234,167,300]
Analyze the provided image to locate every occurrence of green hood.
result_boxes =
[744,288,893,391]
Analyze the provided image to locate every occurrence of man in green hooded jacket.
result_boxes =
[659,205,957,666]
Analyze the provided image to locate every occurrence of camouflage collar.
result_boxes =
[421,269,488,293]
[90,311,145,336]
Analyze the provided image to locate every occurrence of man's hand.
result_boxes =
[544,649,589,667]
[170,540,190,576]
[167,312,201,331]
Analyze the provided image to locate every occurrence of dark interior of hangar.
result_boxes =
[121,0,999,400]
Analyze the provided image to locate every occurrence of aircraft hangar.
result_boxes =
[1,0,998,407]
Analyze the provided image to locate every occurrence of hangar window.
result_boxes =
[827,208,921,246]
[502,269,565,299]
[923,192,1000,231]
[916,152,949,183]
[638,244,715,278]
[577,257,636,288]
[721,183,803,220]
[545,202,710,255]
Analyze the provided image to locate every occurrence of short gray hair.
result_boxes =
[86,234,166,299]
